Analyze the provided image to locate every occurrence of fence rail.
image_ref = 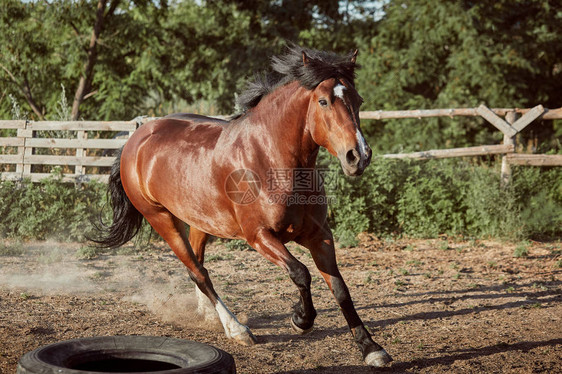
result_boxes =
[0,119,149,182]
[362,105,562,185]
[1,106,561,183]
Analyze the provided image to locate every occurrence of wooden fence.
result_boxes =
[1,106,561,183]
[0,118,153,182]
[361,105,562,185]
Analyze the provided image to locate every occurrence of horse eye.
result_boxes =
[319,99,328,107]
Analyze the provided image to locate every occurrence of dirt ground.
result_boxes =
[0,236,561,373]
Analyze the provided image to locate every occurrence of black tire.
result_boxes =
[17,336,235,374]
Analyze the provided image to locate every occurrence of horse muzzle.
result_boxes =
[339,145,372,176]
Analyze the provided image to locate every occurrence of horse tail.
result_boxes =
[90,148,144,248]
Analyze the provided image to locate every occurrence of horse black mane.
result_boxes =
[235,45,359,113]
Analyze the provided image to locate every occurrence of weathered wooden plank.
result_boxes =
[542,107,562,120]
[15,127,27,176]
[0,155,23,163]
[18,127,32,176]
[0,172,110,183]
[0,120,26,129]
[26,121,137,132]
[476,105,518,137]
[382,144,514,160]
[22,155,116,167]
[0,138,24,147]
[512,105,545,132]
[360,108,479,120]
[25,138,127,149]
[75,130,86,175]
[0,172,22,181]
[501,112,519,187]
[506,154,562,166]
[2,108,561,130]
[2,154,115,167]
[359,107,562,120]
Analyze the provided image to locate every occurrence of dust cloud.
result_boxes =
[0,241,222,330]
[0,242,96,293]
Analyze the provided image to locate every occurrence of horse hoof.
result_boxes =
[365,349,393,367]
[290,317,313,335]
[232,330,258,346]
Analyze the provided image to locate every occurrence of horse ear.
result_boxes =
[302,51,311,66]
[351,49,358,64]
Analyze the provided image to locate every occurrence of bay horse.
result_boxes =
[93,46,392,367]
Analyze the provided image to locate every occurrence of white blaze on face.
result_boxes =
[334,82,369,163]
[356,128,369,159]
[333,83,346,100]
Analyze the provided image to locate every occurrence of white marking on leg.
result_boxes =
[215,297,250,338]
[333,83,346,99]
[195,286,216,321]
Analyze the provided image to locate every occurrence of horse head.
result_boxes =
[303,51,372,176]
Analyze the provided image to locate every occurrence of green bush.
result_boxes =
[324,156,408,246]
[322,151,561,244]
[0,169,109,241]
[221,239,253,251]
[1,157,560,245]
[397,160,470,237]
[511,167,562,239]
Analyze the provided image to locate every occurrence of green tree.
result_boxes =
[357,0,562,153]
[1,0,373,119]
[0,0,167,120]
[1,0,69,119]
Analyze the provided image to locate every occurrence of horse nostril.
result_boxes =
[346,149,360,166]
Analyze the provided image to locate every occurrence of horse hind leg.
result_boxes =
[188,228,216,321]
[143,209,257,346]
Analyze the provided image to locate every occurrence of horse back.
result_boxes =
[164,112,229,125]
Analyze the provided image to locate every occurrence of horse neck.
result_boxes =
[249,81,319,169]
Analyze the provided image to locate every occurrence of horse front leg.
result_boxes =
[297,225,393,367]
[248,228,317,334]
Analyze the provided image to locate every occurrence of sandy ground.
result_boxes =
[0,237,561,373]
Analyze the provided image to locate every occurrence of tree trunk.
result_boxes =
[70,0,111,120]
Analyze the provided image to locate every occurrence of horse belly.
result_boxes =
[170,191,242,239]
[145,157,241,238]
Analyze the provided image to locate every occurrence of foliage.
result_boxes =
[513,241,530,258]
[357,0,562,153]
[0,0,375,119]
[321,150,562,245]
[0,169,109,241]
[396,161,469,238]
[76,245,101,260]
[0,241,24,256]
[0,158,560,246]
[511,166,562,238]
[221,239,253,251]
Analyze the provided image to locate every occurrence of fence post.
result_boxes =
[16,121,33,179]
[501,111,519,187]
[75,130,87,178]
